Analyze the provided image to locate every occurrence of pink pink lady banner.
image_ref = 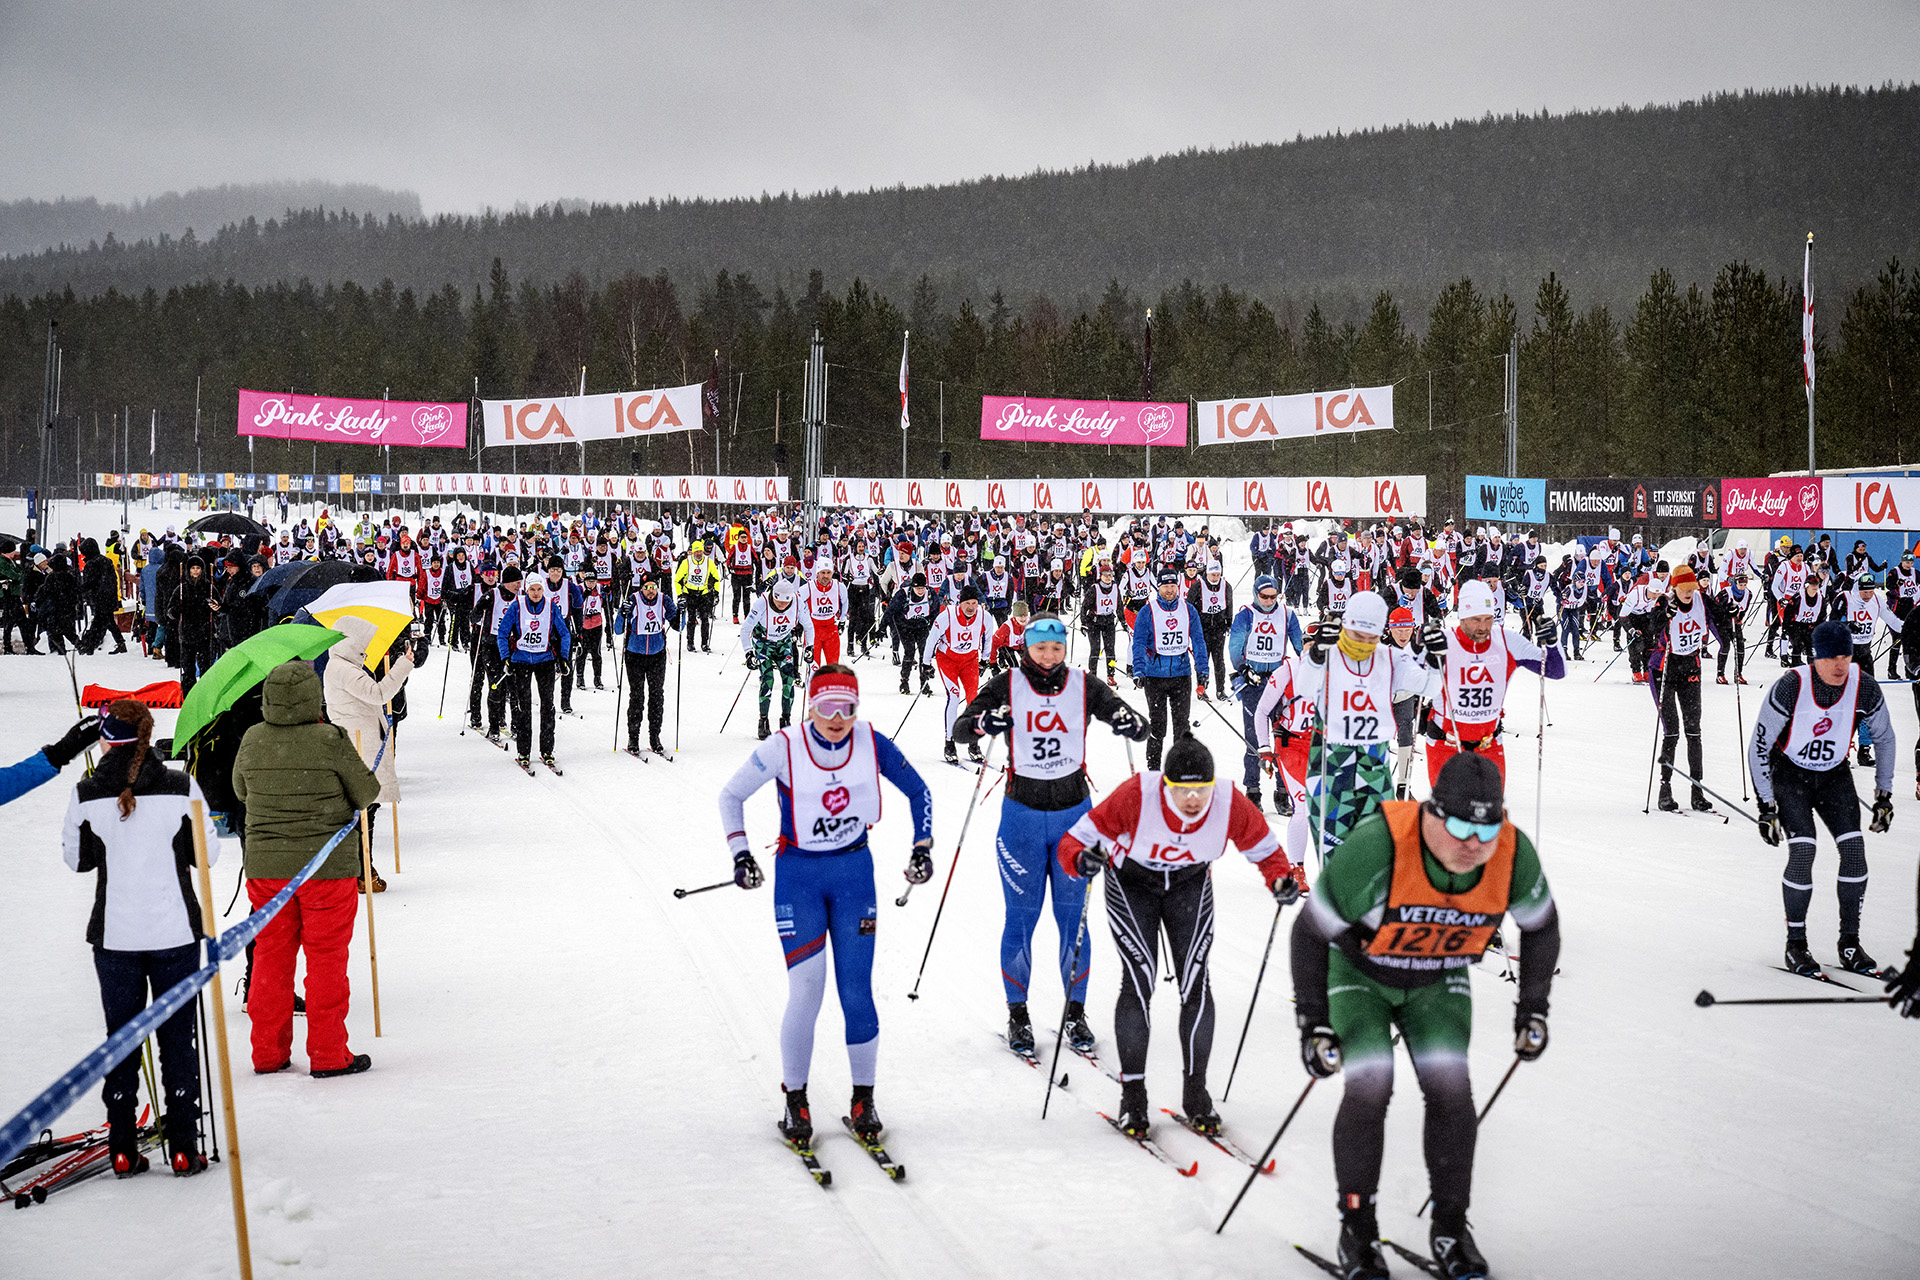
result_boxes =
[237,389,469,449]
[980,395,1187,447]
[1721,477,1824,528]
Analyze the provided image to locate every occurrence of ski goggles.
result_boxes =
[1162,778,1214,793]
[1440,815,1502,844]
[808,691,860,721]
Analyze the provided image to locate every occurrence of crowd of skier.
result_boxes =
[10,498,1920,1279]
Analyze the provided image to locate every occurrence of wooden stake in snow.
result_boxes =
[189,799,253,1280]
[355,731,384,1037]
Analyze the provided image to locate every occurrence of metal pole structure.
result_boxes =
[1505,330,1518,480]
[1805,232,1817,475]
[195,376,202,476]
[802,329,825,539]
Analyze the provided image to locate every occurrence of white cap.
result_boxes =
[1588,548,1603,560]
[1736,538,1748,550]
[1609,528,1621,540]
[1332,558,1350,574]
[1343,592,1388,635]
[1457,580,1498,618]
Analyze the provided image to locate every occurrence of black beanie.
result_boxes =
[1162,737,1214,785]
[1429,753,1504,826]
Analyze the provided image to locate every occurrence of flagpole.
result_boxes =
[1803,232,1816,476]
[899,330,910,481]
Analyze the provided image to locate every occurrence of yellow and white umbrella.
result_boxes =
[307,580,417,670]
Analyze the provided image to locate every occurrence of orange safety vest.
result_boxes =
[1362,801,1516,973]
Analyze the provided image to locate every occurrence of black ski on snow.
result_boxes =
[1095,1113,1198,1176]
[1774,966,1860,991]
[1159,1110,1275,1172]
[623,746,648,760]
[514,757,537,777]
[840,1118,907,1181]
[997,1032,1042,1070]
[1383,1239,1450,1277]
[1071,1043,1121,1084]
[776,1123,831,1188]
[542,759,565,776]
[1293,1245,1345,1277]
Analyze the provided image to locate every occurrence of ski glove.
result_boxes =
[1074,845,1109,879]
[1308,617,1343,657]
[1514,1012,1549,1061]
[733,852,764,891]
[976,705,1013,736]
[1420,708,1449,743]
[1108,705,1150,741]
[1419,619,1447,665]
[1299,1021,1342,1078]
[1756,800,1784,847]
[905,842,934,885]
[745,649,760,670]
[43,718,101,769]
[1886,949,1920,1019]
[1869,790,1893,834]
[1258,853,1303,906]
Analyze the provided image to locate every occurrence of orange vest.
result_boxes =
[1362,801,1516,973]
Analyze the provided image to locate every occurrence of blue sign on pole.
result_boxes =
[1464,475,1546,526]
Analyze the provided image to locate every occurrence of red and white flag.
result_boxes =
[1802,233,1815,407]
[898,331,910,433]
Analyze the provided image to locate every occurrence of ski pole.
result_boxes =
[1042,872,1096,1119]
[196,990,220,1163]
[1313,650,1333,866]
[435,639,453,718]
[1642,655,1670,814]
[1696,988,1890,1007]
[612,636,625,753]
[1589,647,1624,682]
[1734,668,1749,801]
[1416,1054,1524,1218]
[1216,1077,1317,1235]
[674,615,684,753]
[1661,766,1747,826]
[673,879,736,899]
[903,739,998,993]
[1221,899,1287,1102]
[1534,674,1546,848]
[717,665,753,734]
[893,685,922,739]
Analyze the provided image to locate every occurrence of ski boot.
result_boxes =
[112,1147,150,1179]
[1182,1077,1221,1136]
[1116,1079,1152,1139]
[1735,673,1749,685]
[1337,1197,1389,1280]
[920,665,934,696]
[1716,674,1729,685]
[898,669,912,695]
[1107,669,1118,689]
[1196,683,1211,701]
[1856,743,1875,768]
[848,1085,883,1140]
[1690,788,1713,813]
[467,715,484,733]
[649,738,667,757]
[1657,783,1680,812]
[779,708,792,730]
[541,753,561,773]
[172,1145,208,1178]
[1006,1001,1036,1057]
[757,714,771,741]
[778,1085,813,1146]
[1063,1000,1096,1054]
[626,738,642,756]
[1784,937,1823,976]
[1837,934,1881,976]
[966,740,984,764]
[1430,1206,1492,1279]
[1274,789,1294,817]
[944,739,959,765]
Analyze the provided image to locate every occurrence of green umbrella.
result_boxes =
[171,623,345,753]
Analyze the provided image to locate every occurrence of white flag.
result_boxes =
[898,331,910,433]
[1802,233,1815,407]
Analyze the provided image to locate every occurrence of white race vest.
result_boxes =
[808,582,840,621]
[1198,581,1227,614]
[1780,664,1859,772]
[760,598,800,641]
[783,723,884,852]
[451,562,472,590]
[1666,594,1710,656]
[903,594,931,621]
[1327,579,1351,613]
[687,559,711,591]
[1010,668,1086,780]
[632,596,668,636]
[1090,583,1119,617]
[1321,652,1395,746]
[1127,773,1234,871]
[1444,628,1511,727]
[1149,597,1192,657]
[516,594,554,655]
[940,606,988,654]
[1245,606,1289,667]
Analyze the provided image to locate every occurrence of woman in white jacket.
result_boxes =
[322,614,419,891]
[62,700,213,1179]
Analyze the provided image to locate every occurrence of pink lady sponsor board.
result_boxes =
[237,389,468,448]
[980,395,1187,447]
[1721,478,1824,528]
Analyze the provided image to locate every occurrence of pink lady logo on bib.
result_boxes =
[821,786,851,815]
[1811,717,1832,737]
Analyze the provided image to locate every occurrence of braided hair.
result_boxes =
[109,698,154,820]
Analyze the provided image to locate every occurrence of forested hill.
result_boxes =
[0,182,421,260]
[3,85,1914,309]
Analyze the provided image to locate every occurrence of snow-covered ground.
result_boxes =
[4,535,1919,1279]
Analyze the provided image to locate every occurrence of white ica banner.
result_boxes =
[819,475,1424,519]
[481,384,705,447]
[1196,385,1394,446]
[392,473,788,506]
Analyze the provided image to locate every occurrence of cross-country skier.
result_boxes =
[1228,573,1304,812]
[1422,580,1565,787]
[469,563,514,740]
[803,558,846,668]
[674,540,721,654]
[1644,565,1729,813]
[613,573,681,756]
[886,571,936,696]
[1751,619,1898,977]
[1080,558,1122,685]
[1292,752,1559,1280]
[951,612,1150,1060]
[496,572,572,772]
[717,665,935,1149]
[1301,592,1436,861]
[742,575,811,739]
[931,583,993,764]
[1058,737,1298,1138]
[1132,567,1210,771]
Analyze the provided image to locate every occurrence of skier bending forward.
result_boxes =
[717,664,935,1148]
[1291,751,1560,1280]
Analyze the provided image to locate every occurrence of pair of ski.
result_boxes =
[1778,962,1899,991]
[513,755,565,777]
[777,1118,906,1187]
[622,746,675,763]
[1296,1240,1451,1278]
[4,1110,158,1208]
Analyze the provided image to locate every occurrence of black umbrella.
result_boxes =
[267,560,385,624]
[187,512,271,539]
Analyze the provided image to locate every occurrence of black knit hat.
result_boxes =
[1428,753,1504,826]
[1162,737,1214,785]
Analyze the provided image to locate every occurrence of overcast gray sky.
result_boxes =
[3,0,1916,212]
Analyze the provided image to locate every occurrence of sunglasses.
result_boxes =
[1441,814,1502,843]
[1257,590,1279,601]
[809,694,860,721]
[1163,778,1213,793]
